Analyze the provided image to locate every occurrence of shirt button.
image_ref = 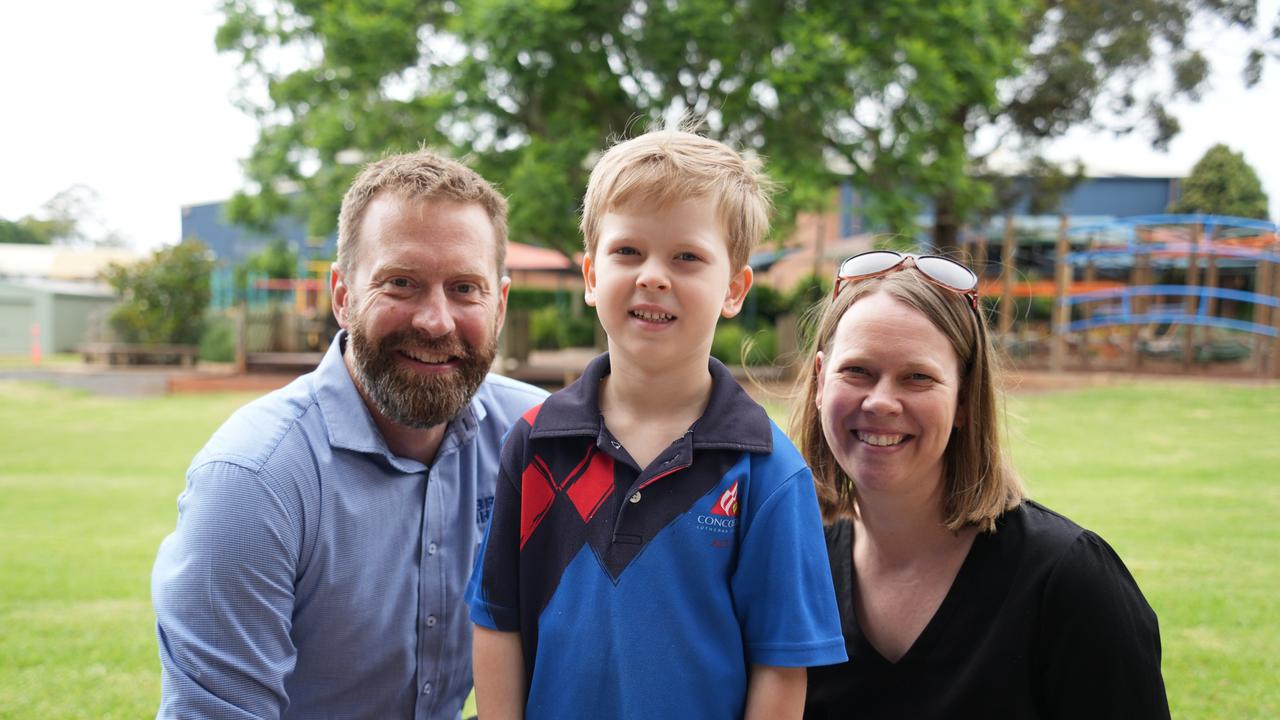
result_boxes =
[426,615,437,628]
[629,492,641,504]
[428,542,437,555]
[422,682,432,694]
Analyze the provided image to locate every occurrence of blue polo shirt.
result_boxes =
[467,353,845,719]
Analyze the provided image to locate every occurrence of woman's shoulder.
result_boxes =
[997,499,1089,553]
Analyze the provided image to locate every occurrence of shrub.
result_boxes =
[199,313,237,362]
[711,323,778,366]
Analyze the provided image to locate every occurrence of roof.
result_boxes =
[0,245,143,281]
[507,242,576,272]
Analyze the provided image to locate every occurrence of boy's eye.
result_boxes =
[614,246,639,256]
[676,251,702,262]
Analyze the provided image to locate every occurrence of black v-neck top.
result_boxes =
[804,501,1170,719]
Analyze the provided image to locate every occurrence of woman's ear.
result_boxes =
[814,351,826,410]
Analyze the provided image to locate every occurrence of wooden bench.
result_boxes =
[80,343,199,367]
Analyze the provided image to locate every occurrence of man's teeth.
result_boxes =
[405,350,451,364]
[858,432,906,447]
[631,309,674,322]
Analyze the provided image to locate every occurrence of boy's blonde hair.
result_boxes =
[579,130,773,271]
[789,270,1025,532]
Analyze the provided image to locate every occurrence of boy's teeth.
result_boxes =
[858,432,906,447]
[632,310,674,322]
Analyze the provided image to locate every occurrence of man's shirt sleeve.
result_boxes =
[151,460,301,719]
[465,416,532,632]
[732,465,848,668]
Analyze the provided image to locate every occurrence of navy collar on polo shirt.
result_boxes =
[528,352,773,458]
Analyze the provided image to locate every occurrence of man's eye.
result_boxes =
[388,277,412,289]
[453,283,477,295]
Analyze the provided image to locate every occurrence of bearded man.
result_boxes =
[152,149,547,720]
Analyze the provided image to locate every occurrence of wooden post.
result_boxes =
[235,303,248,375]
[999,215,1016,338]
[1081,233,1098,369]
[1050,216,1070,372]
[1271,262,1280,378]
[1182,224,1202,369]
[1256,255,1274,376]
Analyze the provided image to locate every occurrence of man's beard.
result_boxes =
[347,313,497,430]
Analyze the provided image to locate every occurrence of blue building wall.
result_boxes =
[180,200,336,267]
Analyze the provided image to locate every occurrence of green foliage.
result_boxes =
[710,323,778,366]
[507,286,576,311]
[529,306,597,350]
[0,218,45,245]
[215,0,1029,254]
[1167,144,1271,220]
[102,241,215,345]
[234,238,299,296]
[199,312,237,363]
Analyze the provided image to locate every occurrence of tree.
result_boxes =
[102,241,215,345]
[214,0,1026,254]
[215,1,1275,256]
[1167,144,1270,219]
[0,218,45,244]
[234,237,299,298]
[0,185,128,246]
[934,0,1278,249]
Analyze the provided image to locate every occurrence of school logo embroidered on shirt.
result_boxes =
[711,481,739,516]
[697,481,739,535]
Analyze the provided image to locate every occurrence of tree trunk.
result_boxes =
[933,190,961,254]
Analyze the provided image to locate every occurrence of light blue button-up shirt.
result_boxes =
[152,332,546,719]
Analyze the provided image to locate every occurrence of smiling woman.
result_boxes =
[791,262,1171,719]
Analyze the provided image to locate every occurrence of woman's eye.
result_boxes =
[842,366,870,377]
[909,373,935,382]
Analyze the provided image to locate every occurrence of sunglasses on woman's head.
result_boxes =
[833,250,980,309]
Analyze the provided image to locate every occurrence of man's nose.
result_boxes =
[413,287,456,338]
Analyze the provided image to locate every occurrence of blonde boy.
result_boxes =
[466,130,845,719]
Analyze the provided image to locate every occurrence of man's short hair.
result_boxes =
[579,129,774,271]
[337,148,509,275]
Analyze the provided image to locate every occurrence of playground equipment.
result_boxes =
[958,214,1280,376]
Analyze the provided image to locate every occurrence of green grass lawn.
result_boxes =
[1,379,1276,717]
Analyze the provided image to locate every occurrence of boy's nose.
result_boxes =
[635,261,670,291]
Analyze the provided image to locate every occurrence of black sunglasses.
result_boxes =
[833,250,979,309]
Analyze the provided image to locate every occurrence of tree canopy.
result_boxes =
[215,0,1276,255]
[1167,144,1270,219]
[102,242,215,346]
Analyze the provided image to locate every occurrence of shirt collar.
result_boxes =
[314,331,483,472]
[529,351,773,454]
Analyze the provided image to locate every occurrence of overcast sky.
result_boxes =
[1,0,1276,251]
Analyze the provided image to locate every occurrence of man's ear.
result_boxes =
[582,253,597,307]
[330,262,351,329]
[495,275,511,332]
[720,265,754,318]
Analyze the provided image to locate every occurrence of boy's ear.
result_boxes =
[582,253,598,307]
[720,265,753,318]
